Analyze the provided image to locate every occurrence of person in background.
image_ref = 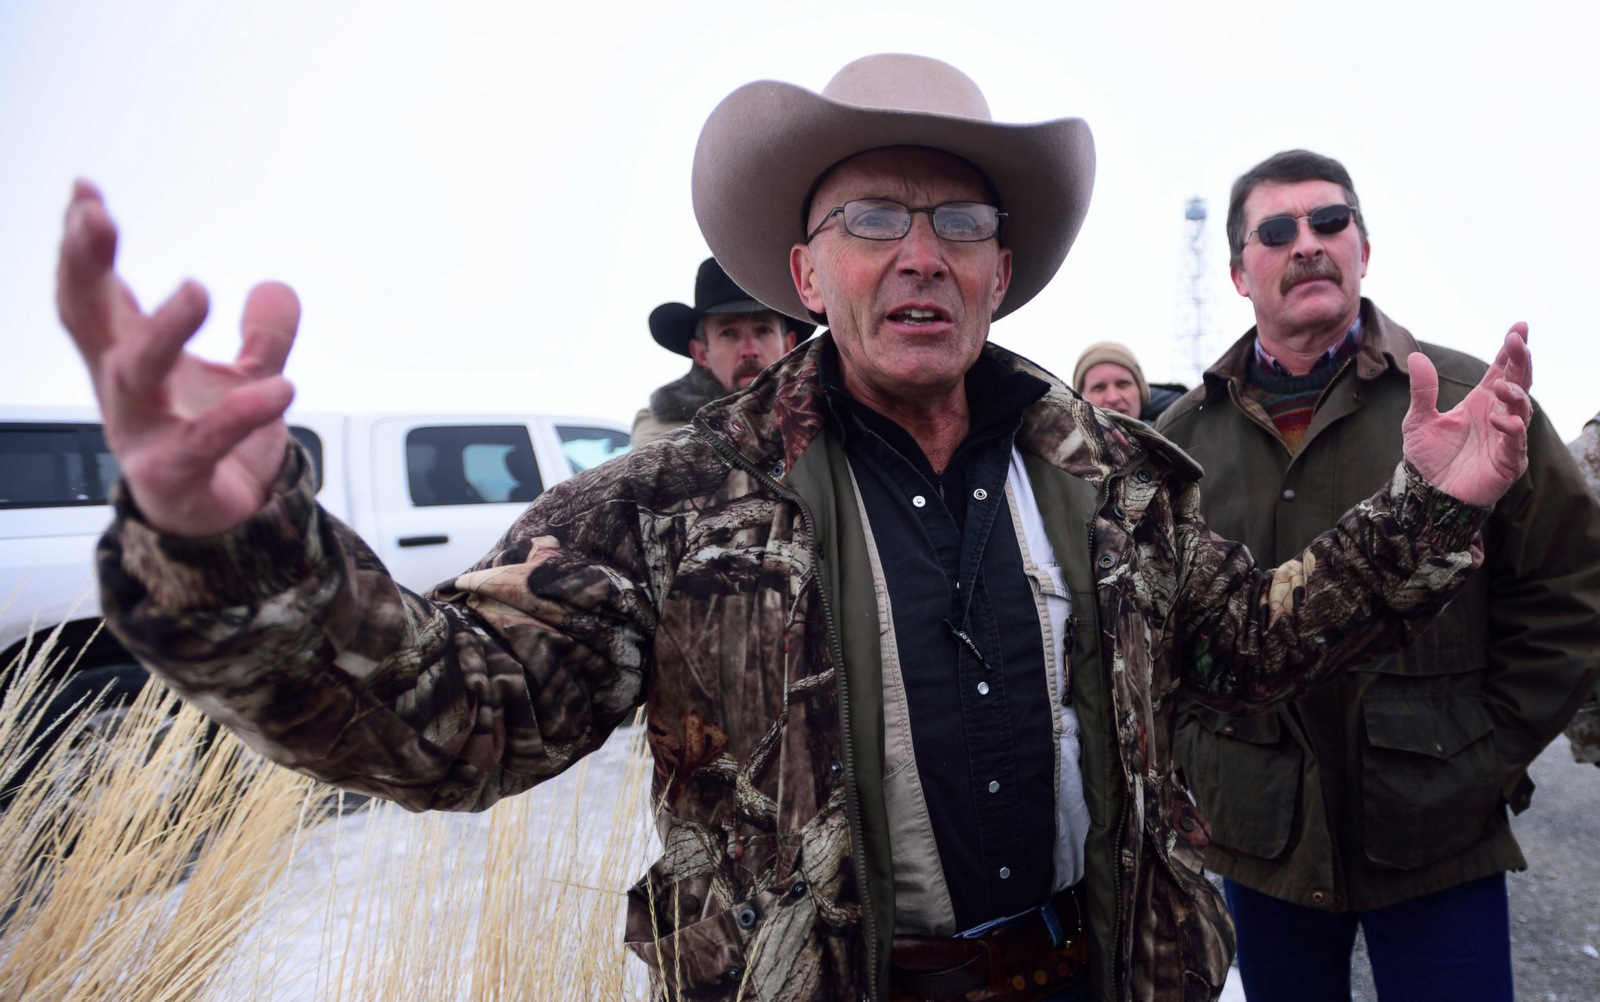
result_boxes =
[1566,410,1600,767]
[1070,341,1186,423]
[631,257,812,446]
[1156,148,1600,1002]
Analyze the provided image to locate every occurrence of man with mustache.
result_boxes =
[57,71,1543,1002]
[631,257,812,446]
[1156,149,1600,1002]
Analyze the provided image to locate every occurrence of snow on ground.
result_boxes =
[195,727,1252,1000]
[202,731,656,1001]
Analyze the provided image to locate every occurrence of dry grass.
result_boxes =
[0,631,657,1001]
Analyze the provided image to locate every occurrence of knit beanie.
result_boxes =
[1072,341,1150,409]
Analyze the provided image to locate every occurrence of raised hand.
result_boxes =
[1402,324,1533,507]
[56,182,299,537]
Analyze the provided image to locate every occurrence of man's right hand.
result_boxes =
[56,182,299,538]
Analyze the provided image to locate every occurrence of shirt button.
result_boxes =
[999,867,1011,879]
[988,780,1000,793]
[1097,554,1115,570]
[1282,489,1296,501]
[912,495,927,508]
[1136,469,1152,483]
[977,681,990,695]
[828,759,844,778]
[973,488,989,501]
[1311,890,1326,904]
[1112,506,1126,520]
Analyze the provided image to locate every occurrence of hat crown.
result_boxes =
[693,257,753,312]
[820,54,992,121]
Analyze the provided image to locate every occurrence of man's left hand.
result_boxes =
[1402,323,1533,507]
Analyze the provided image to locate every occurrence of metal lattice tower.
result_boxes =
[1180,197,1209,382]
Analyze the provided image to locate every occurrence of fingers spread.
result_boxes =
[1492,377,1533,432]
[1499,324,1532,394]
[120,280,212,401]
[176,377,296,473]
[236,281,302,378]
[55,183,124,358]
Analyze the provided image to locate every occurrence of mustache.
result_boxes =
[733,360,766,379]
[1280,256,1343,295]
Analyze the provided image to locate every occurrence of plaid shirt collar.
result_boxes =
[1253,316,1365,377]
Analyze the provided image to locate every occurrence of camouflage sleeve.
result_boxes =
[97,443,658,812]
[1566,414,1600,767]
[1175,460,1488,709]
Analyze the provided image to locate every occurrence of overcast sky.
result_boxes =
[3,0,1597,438]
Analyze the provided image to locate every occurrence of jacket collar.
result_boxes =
[647,363,728,423]
[1201,299,1421,401]
[694,333,1203,488]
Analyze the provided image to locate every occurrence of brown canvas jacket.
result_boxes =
[97,335,1490,1002]
[1566,412,1600,765]
[1155,301,1600,910]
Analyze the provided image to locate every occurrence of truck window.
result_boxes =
[556,425,631,474]
[0,423,115,508]
[405,426,542,506]
[287,426,324,494]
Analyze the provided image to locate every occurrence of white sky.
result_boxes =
[3,0,1598,438]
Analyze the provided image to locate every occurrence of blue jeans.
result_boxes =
[1224,874,1514,1002]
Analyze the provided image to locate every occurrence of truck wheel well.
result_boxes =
[2,619,144,680]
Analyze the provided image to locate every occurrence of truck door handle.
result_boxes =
[397,534,449,548]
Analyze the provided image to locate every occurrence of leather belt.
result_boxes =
[889,884,1088,1002]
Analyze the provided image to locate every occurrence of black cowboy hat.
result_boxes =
[649,258,816,357]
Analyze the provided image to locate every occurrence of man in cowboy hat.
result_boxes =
[57,55,1534,1002]
[632,257,813,446]
[1154,149,1600,1002]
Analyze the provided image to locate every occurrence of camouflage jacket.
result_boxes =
[98,337,1489,1002]
[1567,412,1600,766]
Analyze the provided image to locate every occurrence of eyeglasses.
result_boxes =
[1246,204,1359,248]
[805,199,1006,243]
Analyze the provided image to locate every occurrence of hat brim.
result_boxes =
[649,300,819,357]
[649,302,700,356]
[692,79,1095,324]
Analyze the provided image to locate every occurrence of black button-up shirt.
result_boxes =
[821,345,1058,930]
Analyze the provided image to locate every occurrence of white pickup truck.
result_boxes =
[0,405,631,760]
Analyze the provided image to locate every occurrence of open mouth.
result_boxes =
[888,306,949,326]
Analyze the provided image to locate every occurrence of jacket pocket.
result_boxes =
[626,870,819,1000]
[1361,687,1498,869]
[1173,705,1300,860]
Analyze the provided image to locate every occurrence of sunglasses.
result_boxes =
[805,199,1006,243]
[1246,204,1359,248]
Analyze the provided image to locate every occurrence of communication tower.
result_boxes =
[1179,197,1209,382]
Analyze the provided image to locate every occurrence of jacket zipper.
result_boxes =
[700,429,882,1002]
[1087,474,1126,1002]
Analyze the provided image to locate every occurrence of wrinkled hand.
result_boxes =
[1402,324,1532,507]
[56,182,298,537]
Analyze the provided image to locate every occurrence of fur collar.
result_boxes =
[649,364,727,423]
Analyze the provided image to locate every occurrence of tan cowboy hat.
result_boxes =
[692,53,1095,323]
